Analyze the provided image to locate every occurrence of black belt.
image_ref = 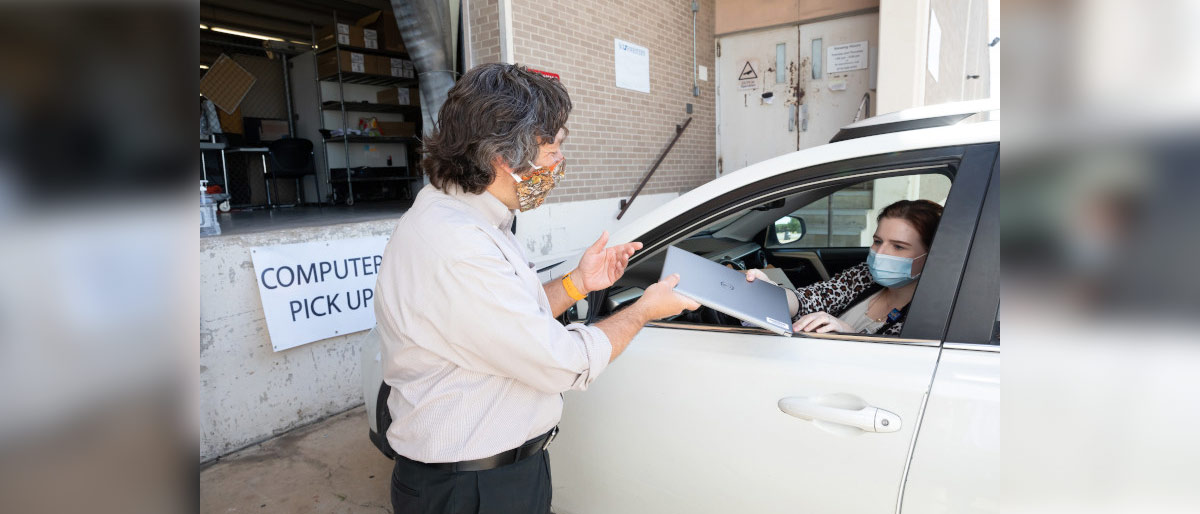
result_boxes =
[399,426,558,472]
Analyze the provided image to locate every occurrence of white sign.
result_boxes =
[614,38,650,93]
[827,41,868,73]
[250,236,389,351]
[737,60,759,91]
[927,12,942,81]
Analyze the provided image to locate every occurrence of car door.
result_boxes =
[549,143,997,514]
[898,153,1000,513]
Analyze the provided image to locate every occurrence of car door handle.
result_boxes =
[778,396,901,433]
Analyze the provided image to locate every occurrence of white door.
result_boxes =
[716,25,799,174]
[717,14,878,172]
[797,13,879,149]
[550,327,938,513]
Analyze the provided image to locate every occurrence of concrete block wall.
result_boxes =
[200,220,399,462]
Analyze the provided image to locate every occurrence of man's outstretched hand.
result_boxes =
[574,231,643,294]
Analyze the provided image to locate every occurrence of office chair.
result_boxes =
[265,138,316,207]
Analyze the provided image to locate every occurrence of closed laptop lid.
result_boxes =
[660,246,792,336]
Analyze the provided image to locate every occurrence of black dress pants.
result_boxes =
[390,449,552,514]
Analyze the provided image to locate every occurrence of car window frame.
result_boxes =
[590,143,998,344]
[762,171,955,250]
[944,155,999,347]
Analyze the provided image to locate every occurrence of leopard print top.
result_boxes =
[787,262,905,336]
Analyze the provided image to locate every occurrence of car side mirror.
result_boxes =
[772,216,805,245]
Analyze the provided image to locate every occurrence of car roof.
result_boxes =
[830,98,999,143]
[611,118,999,247]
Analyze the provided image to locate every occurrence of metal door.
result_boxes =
[716,25,799,174]
[797,13,879,149]
[716,14,879,174]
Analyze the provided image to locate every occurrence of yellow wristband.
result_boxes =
[562,273,587,301]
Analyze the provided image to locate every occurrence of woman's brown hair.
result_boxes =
[878,199,944,250]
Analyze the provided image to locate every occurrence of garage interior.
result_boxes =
[200,0,443,236]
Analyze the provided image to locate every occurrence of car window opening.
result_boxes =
[592,169,954,339]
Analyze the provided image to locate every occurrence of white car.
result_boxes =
[363,100,999,513]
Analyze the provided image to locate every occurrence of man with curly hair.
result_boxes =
[374,63,698,513]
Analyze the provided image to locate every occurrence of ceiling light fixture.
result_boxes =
[200,64,210,69]
[200,24,209,30]
[211,26,283,42]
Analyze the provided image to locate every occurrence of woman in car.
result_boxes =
[746,199,943,335]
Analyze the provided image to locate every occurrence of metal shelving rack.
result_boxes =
[311,12,422,206]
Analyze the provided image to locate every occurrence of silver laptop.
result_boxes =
[659,246,793,336]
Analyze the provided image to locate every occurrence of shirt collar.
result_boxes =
[445,184,517,232]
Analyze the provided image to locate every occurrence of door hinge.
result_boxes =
[716,41,721,58]
[717,157,723,174]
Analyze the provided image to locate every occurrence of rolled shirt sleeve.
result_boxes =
[416,247,612,394]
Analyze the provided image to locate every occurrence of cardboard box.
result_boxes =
[217,104,244,134]
[365,55,392,76]
[258,119,290,141]
[387,57,415,78]
[317,51,367,77]
[316,23,364,49]
[377,121,416,137]
[376,87,419,106]
[356,11,405,52]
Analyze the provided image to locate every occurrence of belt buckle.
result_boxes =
[541,426,559,452]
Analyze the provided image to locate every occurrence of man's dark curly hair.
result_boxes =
[422,63,572,194]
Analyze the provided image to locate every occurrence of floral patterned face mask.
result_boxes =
[510,158,566,212]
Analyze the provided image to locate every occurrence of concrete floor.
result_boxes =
[201,406,394,514]
[208,201,410,237]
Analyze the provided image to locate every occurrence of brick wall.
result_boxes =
[469,0,501,66]
[483,0,717,205]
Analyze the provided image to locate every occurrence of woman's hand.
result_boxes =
[793,311,854,334]
[743,269,778,286]
[575,231,643,294]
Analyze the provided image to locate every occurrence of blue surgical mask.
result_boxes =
[866,249,926,288]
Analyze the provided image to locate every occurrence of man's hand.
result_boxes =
[595,273,701,363]
[574,231,643,294]
[635,274,701,320]
[793,311,854,334]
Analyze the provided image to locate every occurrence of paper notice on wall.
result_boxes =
[827,41,868,73]
[614,38,650,93]
[928,12,942,81]
[250,236,389,351]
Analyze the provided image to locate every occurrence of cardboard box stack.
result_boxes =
[316,22,363,48]
[317,10,405,53]
[376,87,420,106]
[356,11,406,52]
[317,51,367,77]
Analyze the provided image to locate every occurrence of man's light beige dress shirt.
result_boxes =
[374,184,613,463]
